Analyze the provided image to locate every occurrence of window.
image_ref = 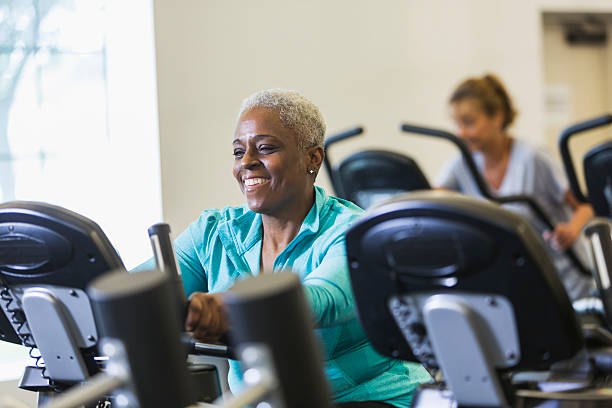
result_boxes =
[0,0,161,384]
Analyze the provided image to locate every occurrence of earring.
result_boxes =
[308,169,315,174]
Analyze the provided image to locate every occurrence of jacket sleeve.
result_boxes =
[436,154,462,191]
[302,235,356,328]
[128,227,207,298]
[174,209,225,297]
[175,223,208,297]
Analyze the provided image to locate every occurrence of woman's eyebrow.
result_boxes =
[232,134,280,144]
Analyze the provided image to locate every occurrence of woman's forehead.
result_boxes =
[235,108,297,142]
[453,98,480,111]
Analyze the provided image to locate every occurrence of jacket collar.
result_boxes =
[218,186,330,256]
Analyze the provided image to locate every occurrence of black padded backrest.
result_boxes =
[336,150,430,208]
[346,191,582,371]
[584,140,612,218]
[0,201,124,345]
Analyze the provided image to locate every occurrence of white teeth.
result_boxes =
[244,178,266,186]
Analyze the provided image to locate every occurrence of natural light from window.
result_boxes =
[0,0,161,395]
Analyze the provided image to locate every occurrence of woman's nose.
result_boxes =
[240,149,260,169]
[456,126,467,139]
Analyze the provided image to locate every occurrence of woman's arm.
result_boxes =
[172,215,222,340]
[435,155,462,191]
[549,190,594,251]
[302,237,356,328]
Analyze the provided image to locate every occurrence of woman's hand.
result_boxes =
[544,223,579,251]
[185,292,228,342]
[543,190,595,252]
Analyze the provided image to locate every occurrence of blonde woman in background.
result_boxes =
[437,74,594,300]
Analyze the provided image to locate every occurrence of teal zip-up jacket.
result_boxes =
[152,186,431,407]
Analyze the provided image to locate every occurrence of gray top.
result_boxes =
[436,138,593,300]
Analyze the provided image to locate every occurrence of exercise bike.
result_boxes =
[322,126,430,209]
[0,201,331,408]
[559,113,612,220]
[345,190,612,407]
[559,114,612,338]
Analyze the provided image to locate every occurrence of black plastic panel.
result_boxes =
[0,201,125,346]
[346,192,582,371]
[584,141,612,218]
[362,217,494,280]
[0,223,72,274]
[336,150,430,208]
[0,202,124,288]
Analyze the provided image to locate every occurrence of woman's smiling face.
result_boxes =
[232,107,313,216]
[451,98,503,153]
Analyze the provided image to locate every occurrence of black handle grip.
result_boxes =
[323,126,365,197]
[181,332,233,359]
[323,126,364,151]
[559,114,612,203]
[89,270,197,407]
[224,272,333,408]
[400,123,494,198]
[148,223,188,306]
[401,122,592,277]
[149,223,233,358]
[584,219,612,329]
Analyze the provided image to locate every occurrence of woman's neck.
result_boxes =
[482,132,512,167]
[479,133,513,191]
[259,188,316,269]
[261,214,304,251]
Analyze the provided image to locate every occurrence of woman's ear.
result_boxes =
[307,146,324,172]
[493,110,505,130]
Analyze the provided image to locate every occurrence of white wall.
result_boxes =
[154,0,612,233]
[542,13,612,188]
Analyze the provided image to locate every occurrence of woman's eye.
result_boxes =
[258,145,276,153]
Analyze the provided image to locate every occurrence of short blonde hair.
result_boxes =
[238,88,326,150]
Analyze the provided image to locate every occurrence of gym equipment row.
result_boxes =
[3,192,611,407]
[324,114,612,221]
[347,190,612,407]
[324,116,612,278]
[0,202,330,408]
[0,116,610,407]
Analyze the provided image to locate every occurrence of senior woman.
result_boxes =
[160,89,431,407]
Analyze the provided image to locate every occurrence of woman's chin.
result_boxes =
[245,199,266,214]
[466,143,481,152]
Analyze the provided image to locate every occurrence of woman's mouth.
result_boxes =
[243,177,269,191]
